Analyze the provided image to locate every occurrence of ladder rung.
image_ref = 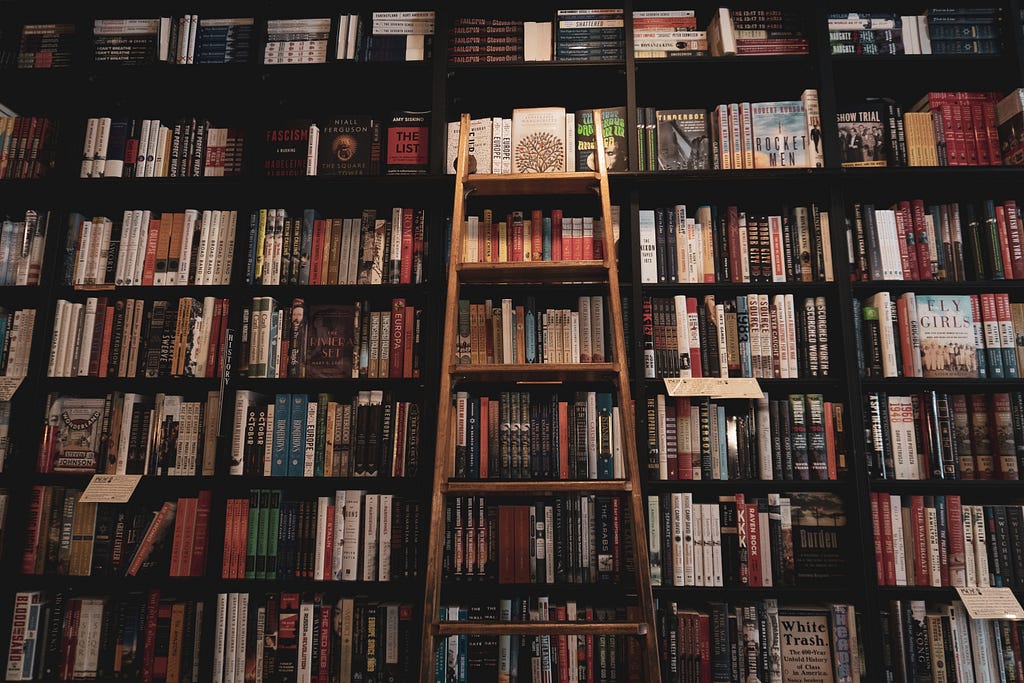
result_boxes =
[457,260,609,285]
[463,172,601,197]
[450,363,620,382]
[442,480,632,494]
[434,622,648,636]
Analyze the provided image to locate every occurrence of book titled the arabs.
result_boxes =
[44,396,105,473]
[835,103,890,167]
[915,294,978,378]
[262,118,313,177]
[574,106,629,172]
[303,304,357,378]
[385,110,430,175]
[751,100,810,168]
[317,116,380,176]
[511,107,566,173]
[655,108,710,170]
[790,492,848,583]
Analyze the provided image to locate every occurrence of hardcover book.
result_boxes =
[915,295,978,378]
[750,100,810,168]
[778,606,837,682]
[45,396,105,473]
[511,107,566,173]
[303,304,357,378]
[261,119,312,177]
[790,492,848,583]
[317,116,379,176]
[836,104,889,167]
[384,111,430,175]
[655,108,710,170]
[574,107,629,172]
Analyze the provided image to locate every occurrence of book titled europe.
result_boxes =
[511,107,566,173]
[43,396,105,473]
[574,107,628,172]
[384,110,430,175]
[915,295,978,378]
[303,304,357,378]
[655,108,710,170]
[750,100,810,168]
[317,116,380,176]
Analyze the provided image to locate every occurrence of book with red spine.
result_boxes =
[510,211,524,261]
[309,218,326,285]
[551,209,563,261]
[869,493,886,584]
[910,199,932,279]
[127,501,178,576]
[746,501,762,587]
[141,589,161,683]
[169,496,194,577]
[995,204,1015,279]
[189,490,212,578]
[400,208,415,284]
[531,209,544,261]
[389,298,406,378]
[323,504,335,579]
[878,492,896,585]
[20,486,45,574]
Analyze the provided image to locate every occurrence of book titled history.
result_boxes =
[835,104,890,167]
[511,107,566,173]
[262,119,313,177]
[750,100,810,168]
[317,116,380,176]
[42,396,105,473]
[303,304,357,378]
[384,110,430,175]
[655,108,710,170]
[915,294,978,378]
[574,107,629,172]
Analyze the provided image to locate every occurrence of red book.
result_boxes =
[878,493,896,585]
[141,589,161,683]
[235,498,249,579]
[895,297,913,377]
[169,497,193,577]
[20,486,44,574]
[982,95,1003,165]
[892,205,914,280]
[403,305,415,378]
[551,209,563,261]
[399,208,415,284]
[896,201,919,280]
[206,299,223,378]
[698,612,712,683]
[510,211,524,261]
[140,217,161,286]
[746,502,762,587]
[309,218,326,285]
[323,504,335,578]
[1004,200,1024,279]
[498,506,514,583]
[676,398,693,480]
[611,496,622,582]
[128,501,179,577]
[98,306,115,378]
[514,505,531,583]
[558,401,569,479]
[970,97,990,166]
[870,493,886,584]
[910,495,928,586]
[318,605,331,683]
[995,205,1015,279]
[531,209,544,261]
[478,396,488,479]
[188,490,211,578]
[910,199,932,279]
[555,606,569,683]
[389,298,406,378]
[60,598,81,681]
[735,492,748,585]
[221,499,234,579]
[958,95,980,165]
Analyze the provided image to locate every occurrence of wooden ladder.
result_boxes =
[420,111,662,682]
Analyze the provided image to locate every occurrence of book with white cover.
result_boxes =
[511,107,567,174]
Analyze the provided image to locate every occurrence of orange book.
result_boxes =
[126,500,178,576]
[170,497,196,577]
[515,305,526,365]
[824,401,838,480]
[166,213,186,285]
[895,297,913,377]
[140,217,162,286]
[995,204,1014,281]
[531,209,544,260]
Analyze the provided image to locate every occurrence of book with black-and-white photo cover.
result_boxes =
[836,103,890,167]
[655,109,710,170]
[915,294,978,378]
[511,107,566,173]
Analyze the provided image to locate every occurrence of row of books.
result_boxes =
[0,307,34,378]
[654,600,862,683]
[80,116,243,178]
[437,600,638,682]
[5,590,205,682]
[633,10,707,58]
[555,8,625,61]
[39,391,220,476]
[93,17,254,65]
[0,115,58,180]
[446,17,552,63]
[230,391,420,479]
[246,207,427,286]
[269,13,435,65]
[223,490,419,583]
[445,495,628,585]
[865,391,1024,481]
[453,390,622,482]
[0,209,49,285]
[830,9,1001,55]
[649,491,846,588]
[856,291,1019,379]
[647,393,848,482]
[46,296,228,379]
[463,208,611,264]
[849,198,1024,282]
[881,599,1015,682]
[642,294,831,380]
[634,90,823,171]
[263,18,330,65]
[15,23,74,68]
[66,209,237,287]
[638,203,833,284]
[214,594,414,682]
[446,106,630,175]
[21,487,211,579]
[455,296,609,366]
[708,7,809,56]
[240,298,420,380]
[871,494,1024,590]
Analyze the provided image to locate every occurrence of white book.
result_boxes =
[116,210,138,286]
[716,303,728,377]
[612,406,624,478]
[570,311,580,363]
[964,504,977,588]
[297,603,313,683]
[501,298,513,363]
[215,210,236,285]
[692,499,704,586]
[306,124,319,176]
[544,504,555,583]
[590,295,605,363]
[524,21,553,61]
[973,505,989,586]
[176,15,190,64]
[784,294,798,379]
[81,117,98,178]
[186,14,198,64]
[670,492,685,585]
[93,117,112,178]
[710,503,723,587]
[511,107,567,173]
[332,490,347,579]
[176,209,199,285]
[491,116,503,175]
[565,114,576,172]
[73,598,104,679]
[313,496,328,580]
[61,303,82,377]
[768,215,785,282]
[234,593,248,683]
[759,507,773,586]
[869,291,899,377]
[73,219,92,286]
[947,603,976,683]
[362,494,379,581]
[148,123,164,177]
[341,490,363,580]
[303,400,317,477]
[501,118,512,174]
[229,390,257,476]
[378,494,393,581]
[647,496,662,586]
[194,210,213,285]
[212,594,228,683]
[638,210,657,283]
[971,618,997,683]
[224,593,238,683]
[204,209,223,285]
[468,118,493,174]
[76,297,98,376]
[918,15,932,54]
[925,506,941,586]
[889,395,920,479]
[132,210,151,286]
[889,493,908,585]
[135,119,152,177]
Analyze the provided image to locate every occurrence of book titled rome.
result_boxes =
[317,116,380,176]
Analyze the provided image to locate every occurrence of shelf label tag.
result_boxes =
[80,474,143,503]
[0,376,24,401]
[663,377,762,399]
[956,587,1024,620]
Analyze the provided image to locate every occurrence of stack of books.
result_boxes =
[927,7,1001,54]
[448,17,525,63]
[263,17,330,65]
[16,23,74,68]
[361,11,434,62]
[554,8,625,62]
[709,7,809,56]
[632,10,707,58]
[92,18,160,64]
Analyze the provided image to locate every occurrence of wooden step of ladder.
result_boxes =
[420,111,662,682]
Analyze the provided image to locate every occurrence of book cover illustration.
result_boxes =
[262,118,312,177]
[575,107,629,172]
[915,295,977,378]
[655,108,710,170]
[303,304,357,378]
[511,107,566,173]
[47,396,105,473]
[385,110,430,175]
[836,104,889,167]
[790,491,848,583]
[751,100,809,168]
[317,116,378,176]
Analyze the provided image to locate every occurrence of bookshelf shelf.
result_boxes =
[640,282,835,295]
[462,172,602,197]
[441,479,631,494]
[850,280,1024,294]
[450,362,620,382]
[435,621,648,636]
[645,479,851,493]
[457,260,608,284]
[859,377,1024,390]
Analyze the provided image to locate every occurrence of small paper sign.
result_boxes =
[80,474,143,503]
[663,377,762,399]
[0,376,23,401]
[956,587,1024,620]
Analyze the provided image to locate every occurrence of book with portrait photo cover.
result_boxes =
[915,294,978,378]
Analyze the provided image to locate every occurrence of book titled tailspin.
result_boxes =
[750,100,809,168]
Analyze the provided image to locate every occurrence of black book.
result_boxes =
[318,116,379,176]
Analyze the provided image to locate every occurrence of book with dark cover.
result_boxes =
[318,116,379,176]
[262,119,312,177]
[790,491,848,584]
[45,396,106,473]
[385,110,430,175]
[303,304,357,379]
[655,109,710,170]
[836,103,890,167]
[574,107,629,172]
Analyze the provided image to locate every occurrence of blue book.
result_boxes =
[596,392,615,479]
[271,394,291,476]
[736,296,752,378]
[288,394,307,476]
[542,217,552,261]
[299,209,316,285]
